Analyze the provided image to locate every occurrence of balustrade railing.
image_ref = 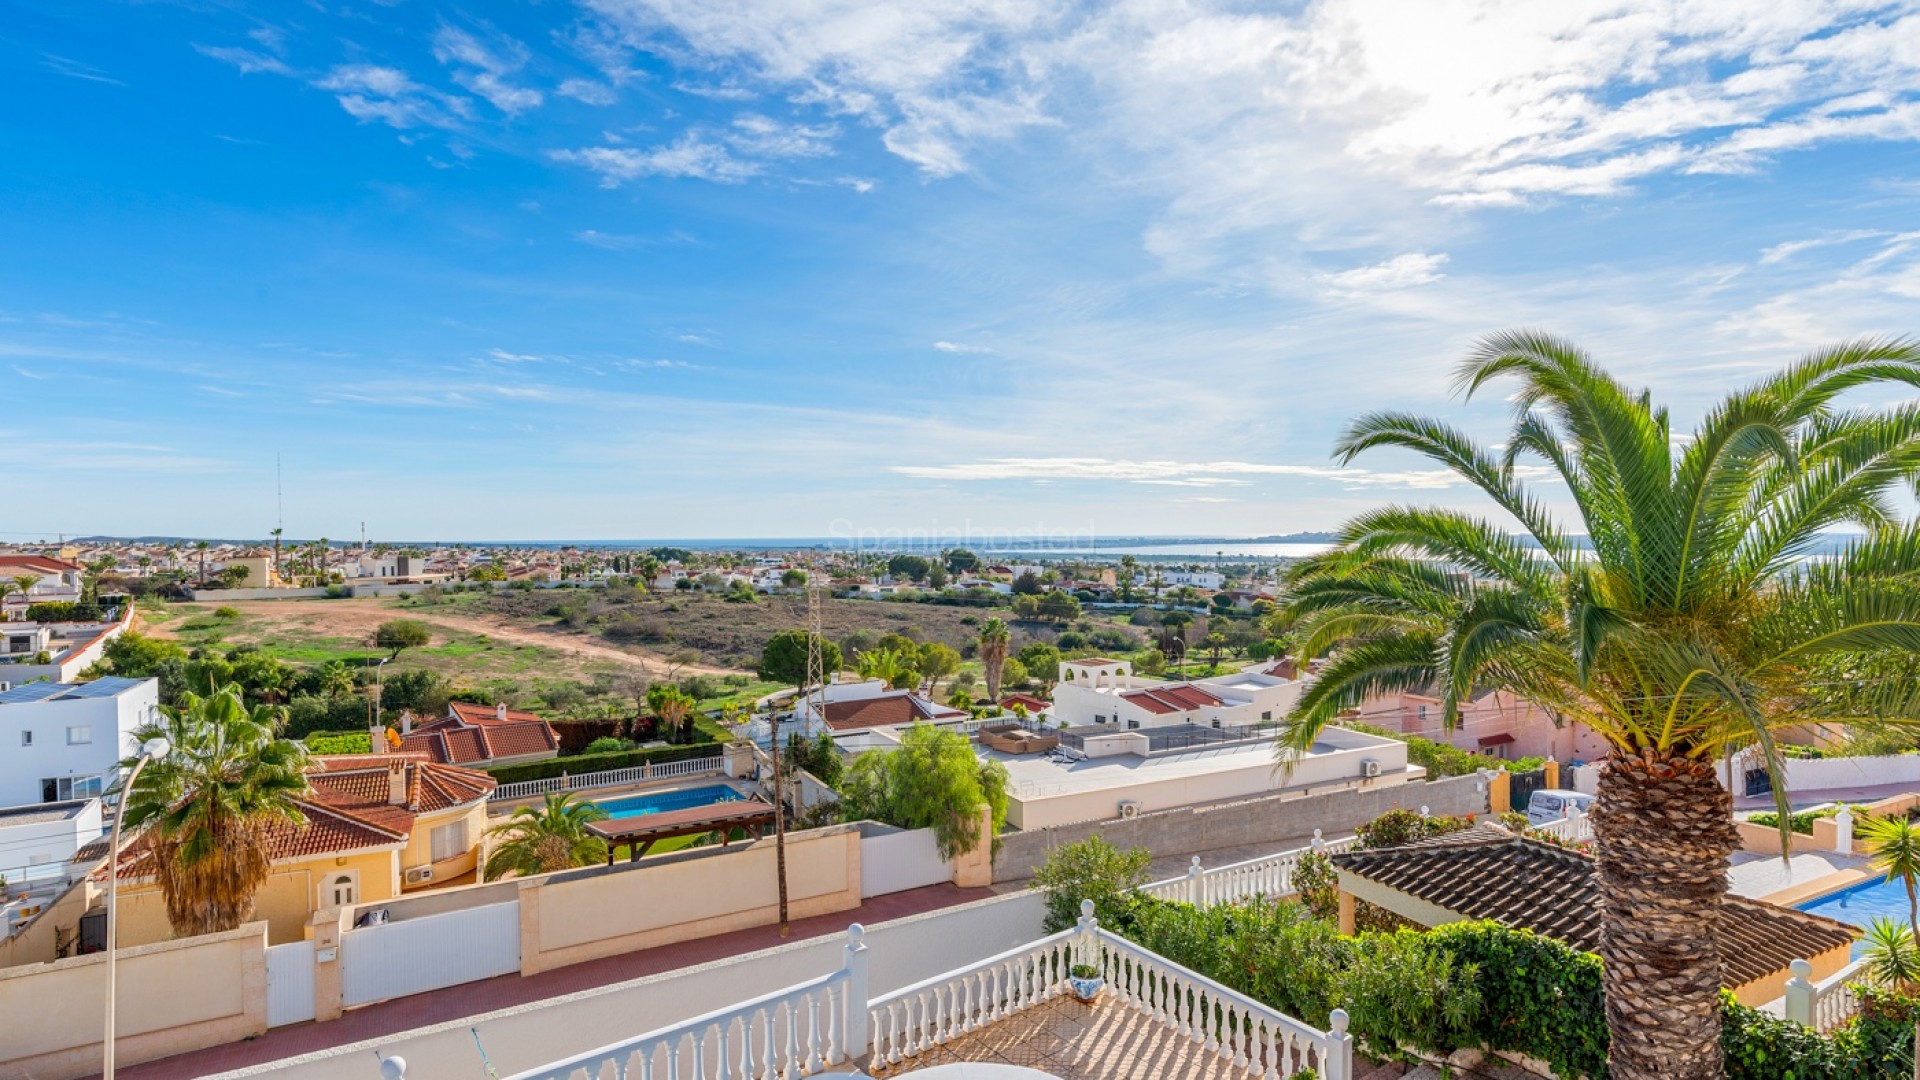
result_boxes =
[1094,911,1352,1080]
[1531,807,1593,844]
[490,755,723,802]
[501,926,869,1080]
[1139,831,1358,906]
[1785,957,1868,1033]
[867,926,1079,1064]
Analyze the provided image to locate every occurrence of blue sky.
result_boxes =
[7,1,1920,542]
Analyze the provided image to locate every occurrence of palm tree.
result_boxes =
[1279,332,1920,1080]
[978,617,1011,703]
[857,647,911,690]
[193,540,210,585]
[1861,917,1920,991]
[483,793,608,880]
[270,527,283,584]
[4,574,38,619]
[1863,814,1920,939]
[120,684,311,936]
[647,684,698,743]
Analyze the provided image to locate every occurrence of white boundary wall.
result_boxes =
[859,826,950,898]
[341,901,522,1008]
[210,890,1047,1080]
[1718,751,1920,795]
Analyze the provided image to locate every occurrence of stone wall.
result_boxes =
[992,772,1491,882]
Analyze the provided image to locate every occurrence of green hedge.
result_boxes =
[1747,804,1868,835]
[1112,894,1920,1079]
[305,732,372,755]
[481,741,723,784]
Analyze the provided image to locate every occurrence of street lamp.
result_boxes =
[104,735,170,1080]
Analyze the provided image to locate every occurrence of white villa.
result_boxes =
[1049,658,1303,732]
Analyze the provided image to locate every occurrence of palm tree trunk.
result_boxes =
[1592,750,1739,1080]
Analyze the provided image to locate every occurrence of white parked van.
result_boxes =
[1527,788,1596,827]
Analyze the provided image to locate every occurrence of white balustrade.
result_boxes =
[1532,806,1593,844]
[502,925,869,1080]
[867,926,1081,1064]
[1084,902,1352,1080]
[490,755,723,802]
[1786,957,1869,1033]
[1138,834,1359,906]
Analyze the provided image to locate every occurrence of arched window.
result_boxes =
[324,871,359,908]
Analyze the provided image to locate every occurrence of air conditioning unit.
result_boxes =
[1118,800,1141,819]
[1360,758,1382,778]
[404,866,434,886]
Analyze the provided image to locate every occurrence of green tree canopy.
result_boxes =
[759,629,843,687]
[945,548,981,574]
[373,619,431,660]
[838,725,1008,858]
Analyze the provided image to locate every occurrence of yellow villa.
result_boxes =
[108,753,494,947]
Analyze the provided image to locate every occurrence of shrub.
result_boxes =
[583,736,632,754]
[839,726,1008,859]
[1030,836,1154,932]
[1356,808,1473,849]
[304,732,372,755]
[214,606,241,619]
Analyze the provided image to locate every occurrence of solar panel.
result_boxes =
[0,681,71,704]
[58,677,145,699]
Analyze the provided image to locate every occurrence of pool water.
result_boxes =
[596,784,745,819]
[1794,877,1912,957]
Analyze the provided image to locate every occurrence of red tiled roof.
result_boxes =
[448,701,547,726]
[999,694,1052,712]
[821,693,967,732]
[0,555,82,574]
[108,756,494,880]
[399,703,559,764]
[1120,684,1225,715]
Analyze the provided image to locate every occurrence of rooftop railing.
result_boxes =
[489,754,724,802]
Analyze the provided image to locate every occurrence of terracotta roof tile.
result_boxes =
[821,693,967,732]
[1120,684,1225,715]
[1332,826,1857,989]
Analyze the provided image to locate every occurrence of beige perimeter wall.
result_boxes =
[0,922,267,1080]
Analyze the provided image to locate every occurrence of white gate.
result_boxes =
[266,940,317,1027]
[342,900,521,1008]
[860,827,951,898]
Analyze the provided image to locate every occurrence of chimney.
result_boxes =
[369,723,383,755]
[495,702,508,722]
[400,711,413,736]
[387,759,407,806]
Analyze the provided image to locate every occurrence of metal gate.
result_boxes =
[341,900,521,1008]
[1744,767,1773,798]
[1508,767,1549,809]
[266,940,317,1027]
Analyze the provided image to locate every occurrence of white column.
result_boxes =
[1835,808,1854,856]
[1186,856,1203,906]
[1783,959,1815,1027]
[843,924,870,1062]
[1324,1009,1353,1080]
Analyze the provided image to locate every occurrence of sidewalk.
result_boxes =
[112,882,995,1080]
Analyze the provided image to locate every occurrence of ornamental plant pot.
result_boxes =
[1067,964,1104,1003]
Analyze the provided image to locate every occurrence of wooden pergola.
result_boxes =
[586,800,779,863]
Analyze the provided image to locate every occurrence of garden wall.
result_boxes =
[0,922,267,1080]
[992,771,1490,882]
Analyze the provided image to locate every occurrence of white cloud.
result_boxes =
[432,27,544,115]
[315,64,471,130]
[1757,230,1885,265]
[891,457,1475,489]
[932,341,994,354]
[1316,252,1449,292]
[728,114,837,158]
[558,78,618,105]
[580,2,1920,279]
[194,44,291,76]
[551,134,758,185]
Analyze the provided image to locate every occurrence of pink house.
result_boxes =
[1354,687,1609,763]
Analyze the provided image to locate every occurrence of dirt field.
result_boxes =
[141,596,740,680]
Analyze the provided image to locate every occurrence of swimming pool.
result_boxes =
[596,784,746,820]
[1794,877,1909,957]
